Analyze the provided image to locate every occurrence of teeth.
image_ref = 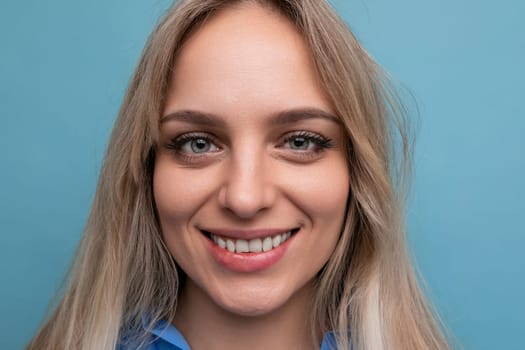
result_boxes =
[236,239,249,253]
[210,231,294,253]
[262,237,273,252]
[272,235,281,247]
[248,238,262,252]
[226,239,235,252]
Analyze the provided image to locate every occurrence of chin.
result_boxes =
[211,283,292,317]
[217,299,285,317]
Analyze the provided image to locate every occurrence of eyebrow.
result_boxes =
[160,107,340,127]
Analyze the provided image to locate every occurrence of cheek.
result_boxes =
[282,159,349,225]
[279,159,349,285]
[153,156,213,224]
[152,155,216,268]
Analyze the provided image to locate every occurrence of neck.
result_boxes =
[173,279,319,350]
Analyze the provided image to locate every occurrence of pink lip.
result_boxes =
[204,230,297,273]
[200,228,295,240]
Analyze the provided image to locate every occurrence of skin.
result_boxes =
[153,3,350,350]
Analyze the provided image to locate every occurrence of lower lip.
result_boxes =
[206,233,294,273]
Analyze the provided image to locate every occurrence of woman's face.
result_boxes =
[154,3,349,316]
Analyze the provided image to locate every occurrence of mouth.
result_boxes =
[201,228,300,254]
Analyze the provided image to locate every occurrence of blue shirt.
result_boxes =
[121,319,338,350]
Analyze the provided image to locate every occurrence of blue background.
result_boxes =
[1,0,523,349]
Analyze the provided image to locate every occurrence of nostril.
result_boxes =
[217,169,276,219]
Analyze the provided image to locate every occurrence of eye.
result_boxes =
[281,132,333,152]
[287,136,313,150]
[182,137,218,153]
[166,133,220,155]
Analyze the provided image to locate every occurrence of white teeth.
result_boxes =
[248,238,262,253]
[236,239,249,253]
[272,235,281,247]
[210,230,296,253]
[226,239,235,252]
[262,237,273,251]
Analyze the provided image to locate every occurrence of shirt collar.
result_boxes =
[147,320,341,350]
[147,319,191,350]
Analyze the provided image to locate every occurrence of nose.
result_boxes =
[218,149,276,219]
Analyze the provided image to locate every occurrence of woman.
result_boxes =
[27,0,451,349]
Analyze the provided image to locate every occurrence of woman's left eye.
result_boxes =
[286,136,316,150]
[281,132,333,152]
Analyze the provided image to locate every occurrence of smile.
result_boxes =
[201,228,300,272]
[210,231,293,253]
[200,228,300,253]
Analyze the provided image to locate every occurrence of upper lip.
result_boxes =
[199,227,298,240]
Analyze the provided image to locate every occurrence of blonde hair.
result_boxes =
[27,0,451,349]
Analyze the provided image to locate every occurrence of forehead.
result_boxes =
[164,2,334,119]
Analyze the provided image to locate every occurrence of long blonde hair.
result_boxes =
[27,0,451,349]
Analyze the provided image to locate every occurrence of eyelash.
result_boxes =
[166,132,215,149]
[280,131,334,152]
[165,132,219,162]
[164,131,333,163]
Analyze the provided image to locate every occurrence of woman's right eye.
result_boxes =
[166,133,220,155]
[181,137,219,154]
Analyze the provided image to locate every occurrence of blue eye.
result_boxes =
[282,132,333,151]
[167,133,220,154]
[184,137,218,153]
[288,136,312,150]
